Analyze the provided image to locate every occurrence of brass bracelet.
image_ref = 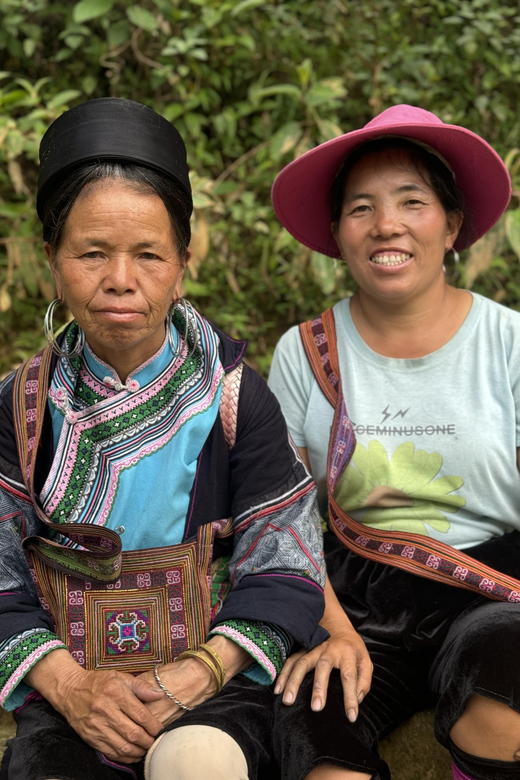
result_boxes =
[198,643,226,688]
[176,649,224,694]
[153,664,193,711]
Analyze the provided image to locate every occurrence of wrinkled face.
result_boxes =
[46,179,185,373]
[332,148,462,305]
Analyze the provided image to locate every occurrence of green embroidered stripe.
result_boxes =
[210,555,231,615]
[51,352,200,521]
[0,630,67,691]
[209,618,286,677]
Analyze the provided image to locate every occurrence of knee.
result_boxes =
[450,694,520,761]
[145,725,249,780]
[305,768,372,780]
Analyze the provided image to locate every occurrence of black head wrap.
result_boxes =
[37,98,192,221]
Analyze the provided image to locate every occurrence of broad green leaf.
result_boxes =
[107,20,131,48]
[311,252,337,295]
[231,0,266,16]
[54,49,73,63]
[0,203,29,217]
[249,84,301,105]
[296,58,313,89]
[0,90,27,107]
[316,118,343,142]
[505,209,520,261]
[306,82,346,107]
[192,192,213,208]
[23,38,37,58]
[82,75,97,95]
[269,121,302,160]
[465,221,506,288]
[64,35,84,50]
[73,0,114,24]
[126,6,159,32]
[47,90,82,109]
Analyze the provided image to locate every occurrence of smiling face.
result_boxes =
[332,148,462,307]
[46,179,185,379]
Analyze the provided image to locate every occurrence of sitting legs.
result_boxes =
[450,694,520,763]
[431,601,520,780]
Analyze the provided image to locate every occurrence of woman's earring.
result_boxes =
[179,297,199,357]
[443,247,460,276]
[44,298,84,358]
[166,302,180,358]
[166,298,200,361]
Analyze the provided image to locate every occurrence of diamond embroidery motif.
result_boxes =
[106,609,150,655]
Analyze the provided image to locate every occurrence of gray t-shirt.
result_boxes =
[268,293,520,550]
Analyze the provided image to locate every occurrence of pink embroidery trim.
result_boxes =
[0,640,65,705]
[210,625,277,680]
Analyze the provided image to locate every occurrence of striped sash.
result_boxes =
[300,308,520,602]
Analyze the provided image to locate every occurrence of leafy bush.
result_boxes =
[1,0,520,375]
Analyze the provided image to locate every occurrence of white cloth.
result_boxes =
[145,725,249,780]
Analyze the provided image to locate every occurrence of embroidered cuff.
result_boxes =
[0,629,67,710]
[208,619,291,685]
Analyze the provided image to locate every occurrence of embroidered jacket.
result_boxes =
[0,320,327,708]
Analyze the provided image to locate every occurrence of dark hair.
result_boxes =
[329,138,472,246]
[41,162,192,262]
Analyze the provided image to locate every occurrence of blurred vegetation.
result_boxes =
[1,0,520,376]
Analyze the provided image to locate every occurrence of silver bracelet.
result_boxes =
[153,664,193,711]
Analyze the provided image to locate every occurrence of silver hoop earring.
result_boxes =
[452,248,460,266]
[178,297,199,358]
[44,299,85,358]
[166,302,181,359]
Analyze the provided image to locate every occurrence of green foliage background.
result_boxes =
[1,0,520,376]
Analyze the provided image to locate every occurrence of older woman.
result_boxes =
[0,98,326,780]
[268,105,520,780]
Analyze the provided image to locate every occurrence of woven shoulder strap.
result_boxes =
[220,363,243,449]
[299,310,520,603]
[12,348,123,582]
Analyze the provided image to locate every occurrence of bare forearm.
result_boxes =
[25,647,83,711]
[321,574,355,635]
[206,635,252,682]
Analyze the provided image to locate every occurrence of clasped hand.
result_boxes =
[41,653,216,765]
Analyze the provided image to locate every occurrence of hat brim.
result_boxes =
[272,121,512,254]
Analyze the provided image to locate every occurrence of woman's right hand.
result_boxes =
[25,649,164,764]
[274,624,373,723]
[274,570,373,722]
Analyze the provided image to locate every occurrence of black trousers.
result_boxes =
[1,675,278,780]
[273,531,520,780]
[4,531,520,780]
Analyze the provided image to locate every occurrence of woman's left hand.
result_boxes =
[137,635,252,726]
[137,656,216,726]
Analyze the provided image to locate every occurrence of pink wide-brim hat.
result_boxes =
[271,104,512,254]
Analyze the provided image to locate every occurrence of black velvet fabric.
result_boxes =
[36,98,192,221]
[450,742,520,780]
[274,670,391,780]
[1,676,276,780]
[1,698,140,780]
[431,601,520,744]
[274,531,520,780]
